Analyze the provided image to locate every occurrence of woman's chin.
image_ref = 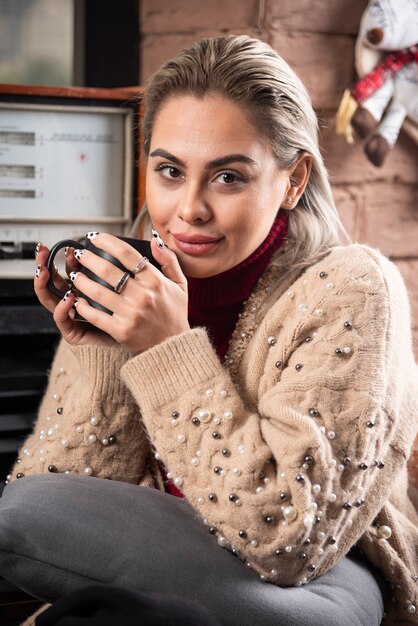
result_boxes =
[182,265,222,279]
[174,245,245,278]
[174,252,224,279]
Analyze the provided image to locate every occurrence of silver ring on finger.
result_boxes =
[114,271,131,294]
[132,256,149,275]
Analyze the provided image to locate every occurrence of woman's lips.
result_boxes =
[171,233,223,256]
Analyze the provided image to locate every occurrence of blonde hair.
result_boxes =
[134,35,349,308]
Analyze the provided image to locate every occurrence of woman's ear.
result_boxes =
[281,153,312,210]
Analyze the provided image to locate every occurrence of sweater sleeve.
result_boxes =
[9,340,154,485]
[120,249,409,587]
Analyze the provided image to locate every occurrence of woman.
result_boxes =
[3,35,418,625]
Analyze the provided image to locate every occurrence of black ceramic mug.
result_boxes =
[46,235,161,316]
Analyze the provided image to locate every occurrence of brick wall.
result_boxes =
[139,0,418,355]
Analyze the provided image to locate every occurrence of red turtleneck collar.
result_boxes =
[186,211,288,360]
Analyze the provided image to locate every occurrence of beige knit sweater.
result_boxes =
[11,244,418,625]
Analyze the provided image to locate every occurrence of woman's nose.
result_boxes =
[177,185,211,223]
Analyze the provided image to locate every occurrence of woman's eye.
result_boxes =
[216,171,242,184]
[156,165,183,180]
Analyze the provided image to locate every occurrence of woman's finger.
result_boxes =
[34,244,74,311]
[53,291,101,346]
[86,233,159,280]
[34,242,49,267]
[35,263,70,302]
[68,270,122,313]
[150,236,187,290]
[51,267,72,293]
[67,294,116,338]
[36,243,69,291]
[52,290,80,338]
[71,248,130,292]
[65,247,80,277]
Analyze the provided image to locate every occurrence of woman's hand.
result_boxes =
[64,233,190,354]
[34,243,117,348]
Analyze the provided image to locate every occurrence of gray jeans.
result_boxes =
[0,474,385,626]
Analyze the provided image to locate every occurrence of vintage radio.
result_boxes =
[0,84,144,278]
[0,84,144,481]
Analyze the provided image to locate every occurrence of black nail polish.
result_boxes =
[151,228,165,248]
[35,265,41,278]
[73,249,85,261]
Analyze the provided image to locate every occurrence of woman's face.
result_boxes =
[146,95,293,278]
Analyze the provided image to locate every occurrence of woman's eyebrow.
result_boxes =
[149,149,185,167]
[149,149,256,169]
[205,154,256,169]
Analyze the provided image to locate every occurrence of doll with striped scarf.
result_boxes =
[336,0,418,166]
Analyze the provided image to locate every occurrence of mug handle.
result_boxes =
[46,239,82,299]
